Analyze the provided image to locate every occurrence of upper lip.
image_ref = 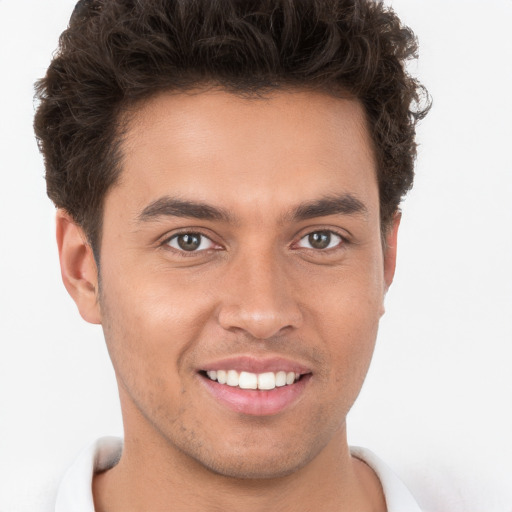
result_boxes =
[200,355,312,375]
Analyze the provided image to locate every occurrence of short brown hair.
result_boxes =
[34,0,430,259]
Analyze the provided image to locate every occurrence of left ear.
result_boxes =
[383,212,401,292]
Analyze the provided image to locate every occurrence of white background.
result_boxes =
[0,1,511,511]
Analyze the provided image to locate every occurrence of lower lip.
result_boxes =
[200,374,311,416]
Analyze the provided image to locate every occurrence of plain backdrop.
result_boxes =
[1,1,511,511]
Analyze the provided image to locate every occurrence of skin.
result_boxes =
[57,89,400,511]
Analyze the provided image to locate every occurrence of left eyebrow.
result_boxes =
[289,194,368,221]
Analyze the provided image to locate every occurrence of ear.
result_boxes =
[383,212,401,292]
[56,210,101,324]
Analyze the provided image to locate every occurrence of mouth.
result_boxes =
[198,358,312,416]
[201,369,302,390]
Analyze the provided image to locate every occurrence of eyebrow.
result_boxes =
[137,196,232,223]
[290,194,368,221]
[137,193,367,224]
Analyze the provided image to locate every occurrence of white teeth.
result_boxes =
[239,371,258,389]
[258,372,276,390]
[226,370,239,387]
[205,369,302,389]
[275,371,287,387]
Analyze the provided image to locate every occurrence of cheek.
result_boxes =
[317,306,380,422]
[97,263,214,406]
[301,262,384,395]
[303,255,384,332]
[100,255,214,340]
[323,297,379,376]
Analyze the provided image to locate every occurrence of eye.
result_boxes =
[296,230,343,250]
[166,233,216,252]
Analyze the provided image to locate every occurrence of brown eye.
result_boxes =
[308,232,331,249]
[177,234,201,251]
[297,231,342,250]
[167,233,214,252]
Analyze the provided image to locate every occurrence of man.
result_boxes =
[34,0,430,510]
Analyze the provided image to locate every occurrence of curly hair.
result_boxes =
[34,0,430,258]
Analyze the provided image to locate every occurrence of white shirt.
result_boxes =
[55,437,421,512]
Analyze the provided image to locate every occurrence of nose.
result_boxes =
[217,251,303,340]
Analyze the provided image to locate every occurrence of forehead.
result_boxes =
[113,89,378,220]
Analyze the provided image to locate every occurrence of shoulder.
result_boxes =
[350,446,422,512]
[54,437,122,512]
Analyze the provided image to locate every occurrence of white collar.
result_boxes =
[351,446,422,512]
[56,437,421,512]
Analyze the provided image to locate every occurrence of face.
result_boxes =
[92,90,397,479]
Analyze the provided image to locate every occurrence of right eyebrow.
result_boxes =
[137,196,232,223]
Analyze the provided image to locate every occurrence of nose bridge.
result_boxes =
[217,243,302,339]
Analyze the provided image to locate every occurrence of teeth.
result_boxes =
[205,370,302,390]
[257,372,275,390]
[275,371,287,387]
[239,371,258,389]
[226,370,239,387]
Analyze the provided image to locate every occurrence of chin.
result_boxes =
[198,453,308,480]
[182,434,323,481]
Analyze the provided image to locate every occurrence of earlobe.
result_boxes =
[56,210,101,325]
[383,212,401,292]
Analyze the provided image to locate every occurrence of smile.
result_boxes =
[205,370,301,390]
[199,360,311,416]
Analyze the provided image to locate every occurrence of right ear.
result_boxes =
[56,209,101,324]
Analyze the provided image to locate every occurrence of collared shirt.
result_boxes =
[55,437,422,512]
